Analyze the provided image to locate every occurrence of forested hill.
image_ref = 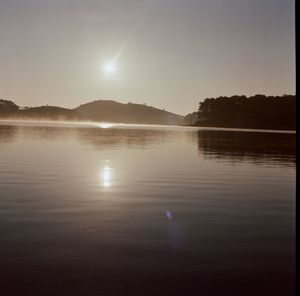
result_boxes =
[193,95,295,130]
[0,99,183,125]
[74,100,182,125]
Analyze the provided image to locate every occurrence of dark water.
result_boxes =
[0,122,295,296]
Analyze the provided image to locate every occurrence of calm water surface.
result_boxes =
[0,122,295,296]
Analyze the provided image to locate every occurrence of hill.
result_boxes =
[0,99,19,115]
[74,100,183,125]
[0,99,183,125]
[18,106,78,121]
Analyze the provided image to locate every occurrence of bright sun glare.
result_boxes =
[103,62,116,74]
[98,123,113,129]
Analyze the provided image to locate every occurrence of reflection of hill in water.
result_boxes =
[197,130,296,164]
[10,125,170,149]
[77,128,176,150]
[0,124,181,149]
[0,125,18,144]
[18,126,70,141]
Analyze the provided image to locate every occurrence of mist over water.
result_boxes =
[0,122,295,296]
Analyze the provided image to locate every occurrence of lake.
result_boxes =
[0,121,295,296]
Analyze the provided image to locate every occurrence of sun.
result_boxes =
[102,62,116,74]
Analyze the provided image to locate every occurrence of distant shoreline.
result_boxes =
[1,95,296,130]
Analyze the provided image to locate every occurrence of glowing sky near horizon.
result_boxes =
[0,0,295,115]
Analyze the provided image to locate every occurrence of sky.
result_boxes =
[0,0,295,115]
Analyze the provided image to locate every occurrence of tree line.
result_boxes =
[196,94,295,130]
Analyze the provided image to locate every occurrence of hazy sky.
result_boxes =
[0,0,295,115]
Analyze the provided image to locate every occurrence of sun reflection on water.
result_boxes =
[100,162,111,188]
